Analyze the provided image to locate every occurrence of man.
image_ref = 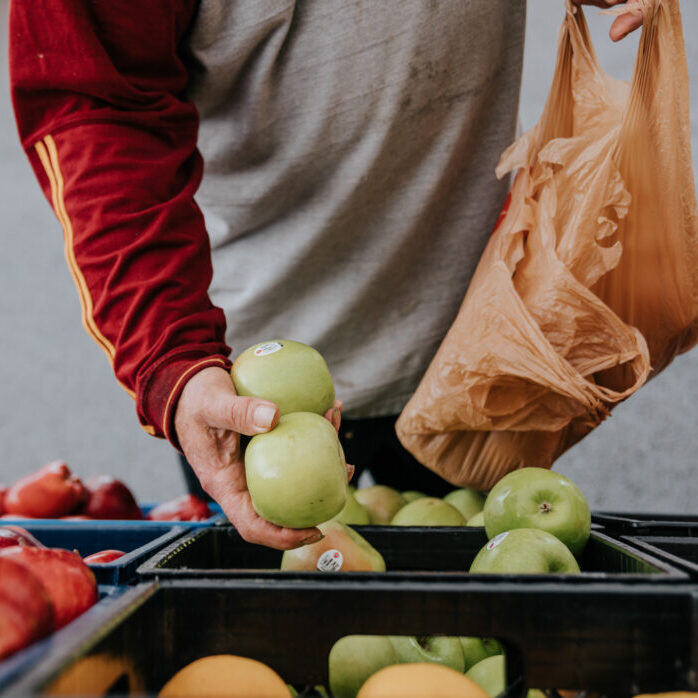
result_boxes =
[9,1,641,549]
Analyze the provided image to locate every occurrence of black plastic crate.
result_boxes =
[622,535,698,579]
[15,523,185,585]
[592,511,698,536]
[4,579,698,696]
[137,525,687,582]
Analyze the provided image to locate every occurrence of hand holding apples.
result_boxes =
[174,366,323,550]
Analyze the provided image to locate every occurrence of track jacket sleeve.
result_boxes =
[10,0,232,448]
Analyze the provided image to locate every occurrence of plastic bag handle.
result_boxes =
[542,0,661,144]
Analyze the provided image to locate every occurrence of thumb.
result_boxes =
[206,394,280,435]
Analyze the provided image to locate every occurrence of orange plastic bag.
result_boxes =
[396,0,698,490]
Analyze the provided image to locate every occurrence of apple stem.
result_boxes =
[538,501,552,514]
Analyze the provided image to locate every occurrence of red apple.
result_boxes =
[147,494,211,522]
[81,475,142,520]
[60,516,92,520]
[83,550,125,564]
[0,556,53,659]
[0,526,45,549]
[5,461,87,518]
[0,547,97,629]
[0,484,7,515]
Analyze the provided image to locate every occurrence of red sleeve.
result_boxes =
[10,0,232,448]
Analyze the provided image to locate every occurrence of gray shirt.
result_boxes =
[185,0,526,418]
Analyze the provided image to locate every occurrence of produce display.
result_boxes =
[328,634,505,698]
[0,530,97,660]
[0,463,210,522]
[0,340,688,695]
[281,521,385,572]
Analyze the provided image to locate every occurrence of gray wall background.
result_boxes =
[1,2,697,511]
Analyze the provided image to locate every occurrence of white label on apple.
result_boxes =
[486,532,510,551]
[254,342,283,357]
[317,549,344,572]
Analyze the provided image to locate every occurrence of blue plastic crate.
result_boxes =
[0,585,126,693]
[9,523,187,585]
[0,502,224,528]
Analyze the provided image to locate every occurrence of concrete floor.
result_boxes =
[1,1,697,511]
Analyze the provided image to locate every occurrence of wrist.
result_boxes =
[137,350,232,450]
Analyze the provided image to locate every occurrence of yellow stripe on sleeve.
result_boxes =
[35,136,137,401]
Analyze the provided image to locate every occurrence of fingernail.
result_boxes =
[299,533,324,547]
[254,405,277,429]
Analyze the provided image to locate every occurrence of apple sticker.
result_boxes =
[486,532,510,551]
[253,342,283,357]
[317,549,344,572]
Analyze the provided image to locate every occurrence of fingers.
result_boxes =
[610,11,642,41]
[571,0,643,41]
[217,489,324,550]
[228,396,280,435]
[324,399,343,432]
[203,393,280,436]
[346,463,355,483]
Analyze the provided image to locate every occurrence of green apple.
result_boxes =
[483,467,591,556]
[281,520,385,572]
[458,637,502,672]
[465,655,505,697]
[231,339,335,416]
[389,636,464,672]
[466,512,485,527]
[401,490,427,503]
[469,528,581,574]
[354,486,406,525]
[443,488,486,521]
[333,488,371,525]
[245,412,347,528]
[465,655,544,698]
[328,635,398,698]
[390,498,467,526]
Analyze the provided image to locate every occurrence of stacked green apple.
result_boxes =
[348,484,488,527]
[469,468,591,574]
[465,654,545,698]
[328,634,504,698]
[232,340,347,528]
